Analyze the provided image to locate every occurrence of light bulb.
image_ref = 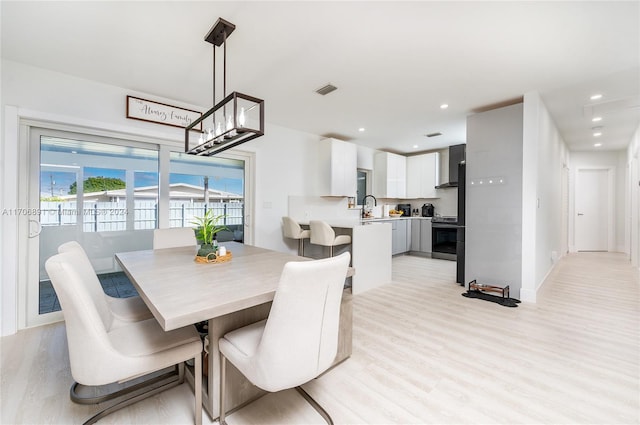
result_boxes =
[226,115,237,137]
[238,107,246,127]
[215,121,222,136]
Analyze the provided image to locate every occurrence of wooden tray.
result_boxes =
[195,251,232,264]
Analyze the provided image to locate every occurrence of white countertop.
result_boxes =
[298,219,366,228]
[362,216,433,222]
[298,216,433,228]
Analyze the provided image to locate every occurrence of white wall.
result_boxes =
[466,93,570,303]
[627,125,640,268]
[466,103,524,298]
[0,59,325,335]
[522,92,569,302]
[569,150,627,253]
[245,124,322,253]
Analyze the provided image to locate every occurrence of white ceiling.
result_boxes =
[2,1,639,154]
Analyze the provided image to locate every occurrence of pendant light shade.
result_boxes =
[185,18,264,156]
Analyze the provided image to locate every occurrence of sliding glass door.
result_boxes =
[27,129,159,325]
[168,152,245,242]
[25,127,251,328]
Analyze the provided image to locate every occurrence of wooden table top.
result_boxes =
[115,242,305,331]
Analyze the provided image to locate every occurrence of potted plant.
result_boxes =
[192,210,229,258]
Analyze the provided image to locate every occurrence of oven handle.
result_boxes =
[431,223,460,229]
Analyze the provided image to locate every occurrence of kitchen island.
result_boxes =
[299,220,392,294]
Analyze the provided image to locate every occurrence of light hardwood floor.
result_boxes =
[1,252,638,424]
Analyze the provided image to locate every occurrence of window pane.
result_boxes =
[40,169,78,226]
[134,171,159,230]
[169,152,244,242]
[82,167,127,232]
[40,137,158,233]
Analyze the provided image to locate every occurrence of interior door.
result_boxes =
[575,168,609,251]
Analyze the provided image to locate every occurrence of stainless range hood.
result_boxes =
[435,144,465,189]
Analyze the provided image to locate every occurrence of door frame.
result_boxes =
[16,120,255,330]
[570,166,615,252]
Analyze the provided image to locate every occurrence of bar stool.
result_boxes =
[309,220,351,257]
[282,216,311,256]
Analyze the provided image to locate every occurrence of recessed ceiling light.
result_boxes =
[592,116,602,122]
[593,132,602,137]
[594,143,602,147]
[590,94,603,101]
[440,104,449,109]
[358,127,365,132]
[413,144,419,149]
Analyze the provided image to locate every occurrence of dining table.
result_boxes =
[115,241,353,421]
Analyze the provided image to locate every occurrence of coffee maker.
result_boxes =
[421,203,434,217]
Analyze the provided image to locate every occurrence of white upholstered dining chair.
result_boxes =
[45,251,203,425]
[282,216,311,256]
[309,220,351,257]
[153,227,197,249]
[57,241,153,323]
[218,252,350,425]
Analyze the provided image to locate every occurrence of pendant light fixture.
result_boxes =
[185,18,264,156]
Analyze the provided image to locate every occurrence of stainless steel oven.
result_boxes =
[432,221,458,261]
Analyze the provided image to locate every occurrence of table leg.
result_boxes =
[202,303,272,420]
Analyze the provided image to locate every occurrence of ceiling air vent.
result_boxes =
[316,84,338,96]
[425,132,442,138]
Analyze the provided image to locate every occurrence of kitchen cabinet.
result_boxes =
[406,152,440,198]
[449,144,466,183]
[392,220,405,255]
[410,218,432,254]
[319,138,357,196]
[420,220,432,253]
[410,219,420,252]
[373,152,406,198]
[385,219,410,255]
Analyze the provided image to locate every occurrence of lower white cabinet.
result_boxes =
[410,219,432,254]
[420,220,432,253]
[391,219,406,255]
[381,219,411,255]
[378,219,430,256]
[410,219,421,252]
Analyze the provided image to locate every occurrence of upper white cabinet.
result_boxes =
[319,138,357,196]
[406,152,440,198]
[374,152,406,198]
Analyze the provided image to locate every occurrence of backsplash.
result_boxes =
[374,188,458,217]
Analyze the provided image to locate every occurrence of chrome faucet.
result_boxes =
[361,195,377,218]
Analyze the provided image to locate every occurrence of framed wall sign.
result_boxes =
[126,96,202,130]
